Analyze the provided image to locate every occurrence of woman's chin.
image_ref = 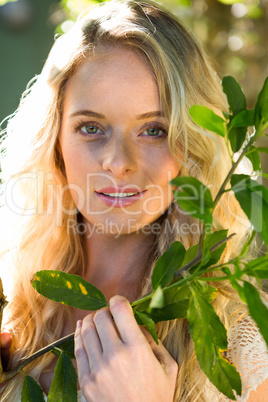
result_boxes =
[75,215,163,238]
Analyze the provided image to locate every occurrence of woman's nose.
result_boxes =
[101,136,137,177]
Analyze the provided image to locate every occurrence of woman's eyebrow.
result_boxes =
[69,110,165,120]
[136,111,165,120]
[69,110,105,119]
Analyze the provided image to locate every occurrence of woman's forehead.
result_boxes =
[74,45,154,80]
[62,47,160,114]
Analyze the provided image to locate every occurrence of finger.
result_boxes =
[81,312,103,370]
[151,339,177,374]
[109,295,146,345]
[93,308,122,354]
[75,320,90,380]
[1,332,12,370]
[1,332,12,350]
[139,326,155,344]
[140,328,178,377]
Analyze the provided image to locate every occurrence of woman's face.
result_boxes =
[59,47,181,235]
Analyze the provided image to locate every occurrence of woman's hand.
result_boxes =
[75,295,178,402]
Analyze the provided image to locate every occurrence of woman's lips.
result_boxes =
[95,187,146,207]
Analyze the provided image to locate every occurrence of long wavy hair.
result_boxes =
[0,1,252,400]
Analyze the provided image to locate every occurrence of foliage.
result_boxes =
[0,0,18,6]
[55,0,268,107]
[0,75,268,400]
[21,376,45,402]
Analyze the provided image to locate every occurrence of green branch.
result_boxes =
[213,134,256,208]
[131,233,236,308]
[0,333,74,383]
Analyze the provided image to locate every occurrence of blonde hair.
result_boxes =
[0,1,252,400]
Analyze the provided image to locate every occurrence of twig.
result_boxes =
[172,232,236,280]
[131,233,236,307]
[0,333,74,383]
[213,135,255,208]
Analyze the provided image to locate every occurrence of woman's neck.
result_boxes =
[81,221,156,302]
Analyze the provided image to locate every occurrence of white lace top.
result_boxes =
[40,315,267,402]
[204,315,268,401]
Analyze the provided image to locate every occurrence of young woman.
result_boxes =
[0,0,267,400]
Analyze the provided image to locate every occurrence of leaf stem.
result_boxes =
[226,126,234,163]
[213,119,268,212]
[198,224,207,256]
[172,233,236,280]
[0,333,74,383]
[213,134,256,208]
[256,121,268,138]
[197,276,229,281]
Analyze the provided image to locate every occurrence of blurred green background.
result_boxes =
[1,0,267,122]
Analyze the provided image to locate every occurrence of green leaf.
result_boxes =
[222,78,250,153]
[246,146,261,171]
[163,284,192,304]
[52,339,75,360]
[231,174,268,245]
[189,105,226,137]
[135,283,217,324]
[172,177,214,225]
[228,126,247,153]
[31,270,108,310]
[148,300,189,322]
[151,241,186,290]
[187,284,241,399]
[243,257,268,279]
[243,281,268,346]
[200,243,212,267]
[255,146,268,153]
[228,277,246,303]
[240,230,256,256]
[182,230,229,272]
[188,285,228,351]
[217,0,239,4]
[196,282,219,302]
[181,244,198,267]
[21,376,45,402]
[47,353,77,402]
[133,284,189,313]
[149,286,164,309]
[165,283,218,305]
[254,76,268,131]
[222,76,247,115]
[134,311,158,343]
[230,109,254,128]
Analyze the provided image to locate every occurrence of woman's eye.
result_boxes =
[80,125,103,135]
[142,127,167,138]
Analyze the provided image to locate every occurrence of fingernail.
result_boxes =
[76,320,82,330]
[109,295,126,306]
